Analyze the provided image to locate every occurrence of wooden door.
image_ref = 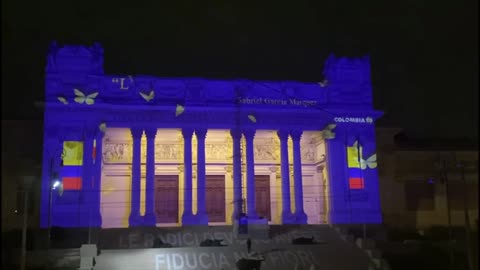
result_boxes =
[155,175,179,223]
[206,175,226,222]
[255,175,271,221]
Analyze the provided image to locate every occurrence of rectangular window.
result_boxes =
[405,181,435,211]
[448,182,478,210]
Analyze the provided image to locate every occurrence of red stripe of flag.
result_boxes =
[349,177,364,189]
[62,177,82,190]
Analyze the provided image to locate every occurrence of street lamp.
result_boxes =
[456,161,474,270]
[46,148,65,249]
[52,181,61,189]
[20,175,35,270]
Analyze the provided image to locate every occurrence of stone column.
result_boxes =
[181,129,195,224]
[195,129,208,224]
[91,129,104,226]
[277,130,294,224]
[230,129,243,221]
[129,127,143,226]
[144,128,157,225]
[291,130,308,224]
[81,127,96,227]
[325,125,352,224]
[243,129,257,218]
[269,166,280,224]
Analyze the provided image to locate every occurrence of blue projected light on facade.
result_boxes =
[41,42,383,228]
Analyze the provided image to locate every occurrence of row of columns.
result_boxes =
[127,127,308,226]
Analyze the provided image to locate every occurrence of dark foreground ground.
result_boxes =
[2,225,478,270]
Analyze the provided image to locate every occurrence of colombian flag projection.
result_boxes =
[347,141,364,189]
[61,141,84,190]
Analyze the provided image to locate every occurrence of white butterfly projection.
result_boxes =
[248,114,257,123]
[57,96,68,105]
[139,90,155,102]
[360,153,377,169]
[99,122,107,133]
[318,79,329,87]
[74,89,98,105]
[348,141,377,170]
[175,104,185,116]
[321,124,336,139]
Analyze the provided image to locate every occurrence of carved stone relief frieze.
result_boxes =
[301,143,316,163]
[103,143,132,163]
[254,144,277,161]
[155,144,183,161]
[205,144,229,161]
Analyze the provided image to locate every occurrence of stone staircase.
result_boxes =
[24,225,391,269]
[332,226,391,270]
[93,225,378,270]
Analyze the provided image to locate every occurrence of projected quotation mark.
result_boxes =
[112,77,129,90]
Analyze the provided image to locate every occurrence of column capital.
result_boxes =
[277,130,289,141]
[130,127,144,139]
[230,129,243,140]
[242,129,256,140]
[195,129,207,139]
[269,166,278,173]
[145,128,158,138]
[290,130,303,141]
[182,128,194,139]
[224,165,233,173]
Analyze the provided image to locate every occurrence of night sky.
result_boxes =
[2,1,478,140]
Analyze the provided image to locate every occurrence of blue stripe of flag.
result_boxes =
[348,168,362,178]
[61,165,83,177]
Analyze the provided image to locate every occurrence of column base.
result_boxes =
[90,211,102,227]
[181,213,197,225]
[143,212,157,226]
[294,211,308,224]
[194,212,209,225]
[281,212,296,224]
[128,214,143,227]
[246,211,258,220]
[329,210,382,224]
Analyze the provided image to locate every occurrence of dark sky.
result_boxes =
[2,0,478,139]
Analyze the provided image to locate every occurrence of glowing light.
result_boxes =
[248,114,257,123]
[53,181,61,189]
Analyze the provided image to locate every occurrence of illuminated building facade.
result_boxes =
[41,42,383,228]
